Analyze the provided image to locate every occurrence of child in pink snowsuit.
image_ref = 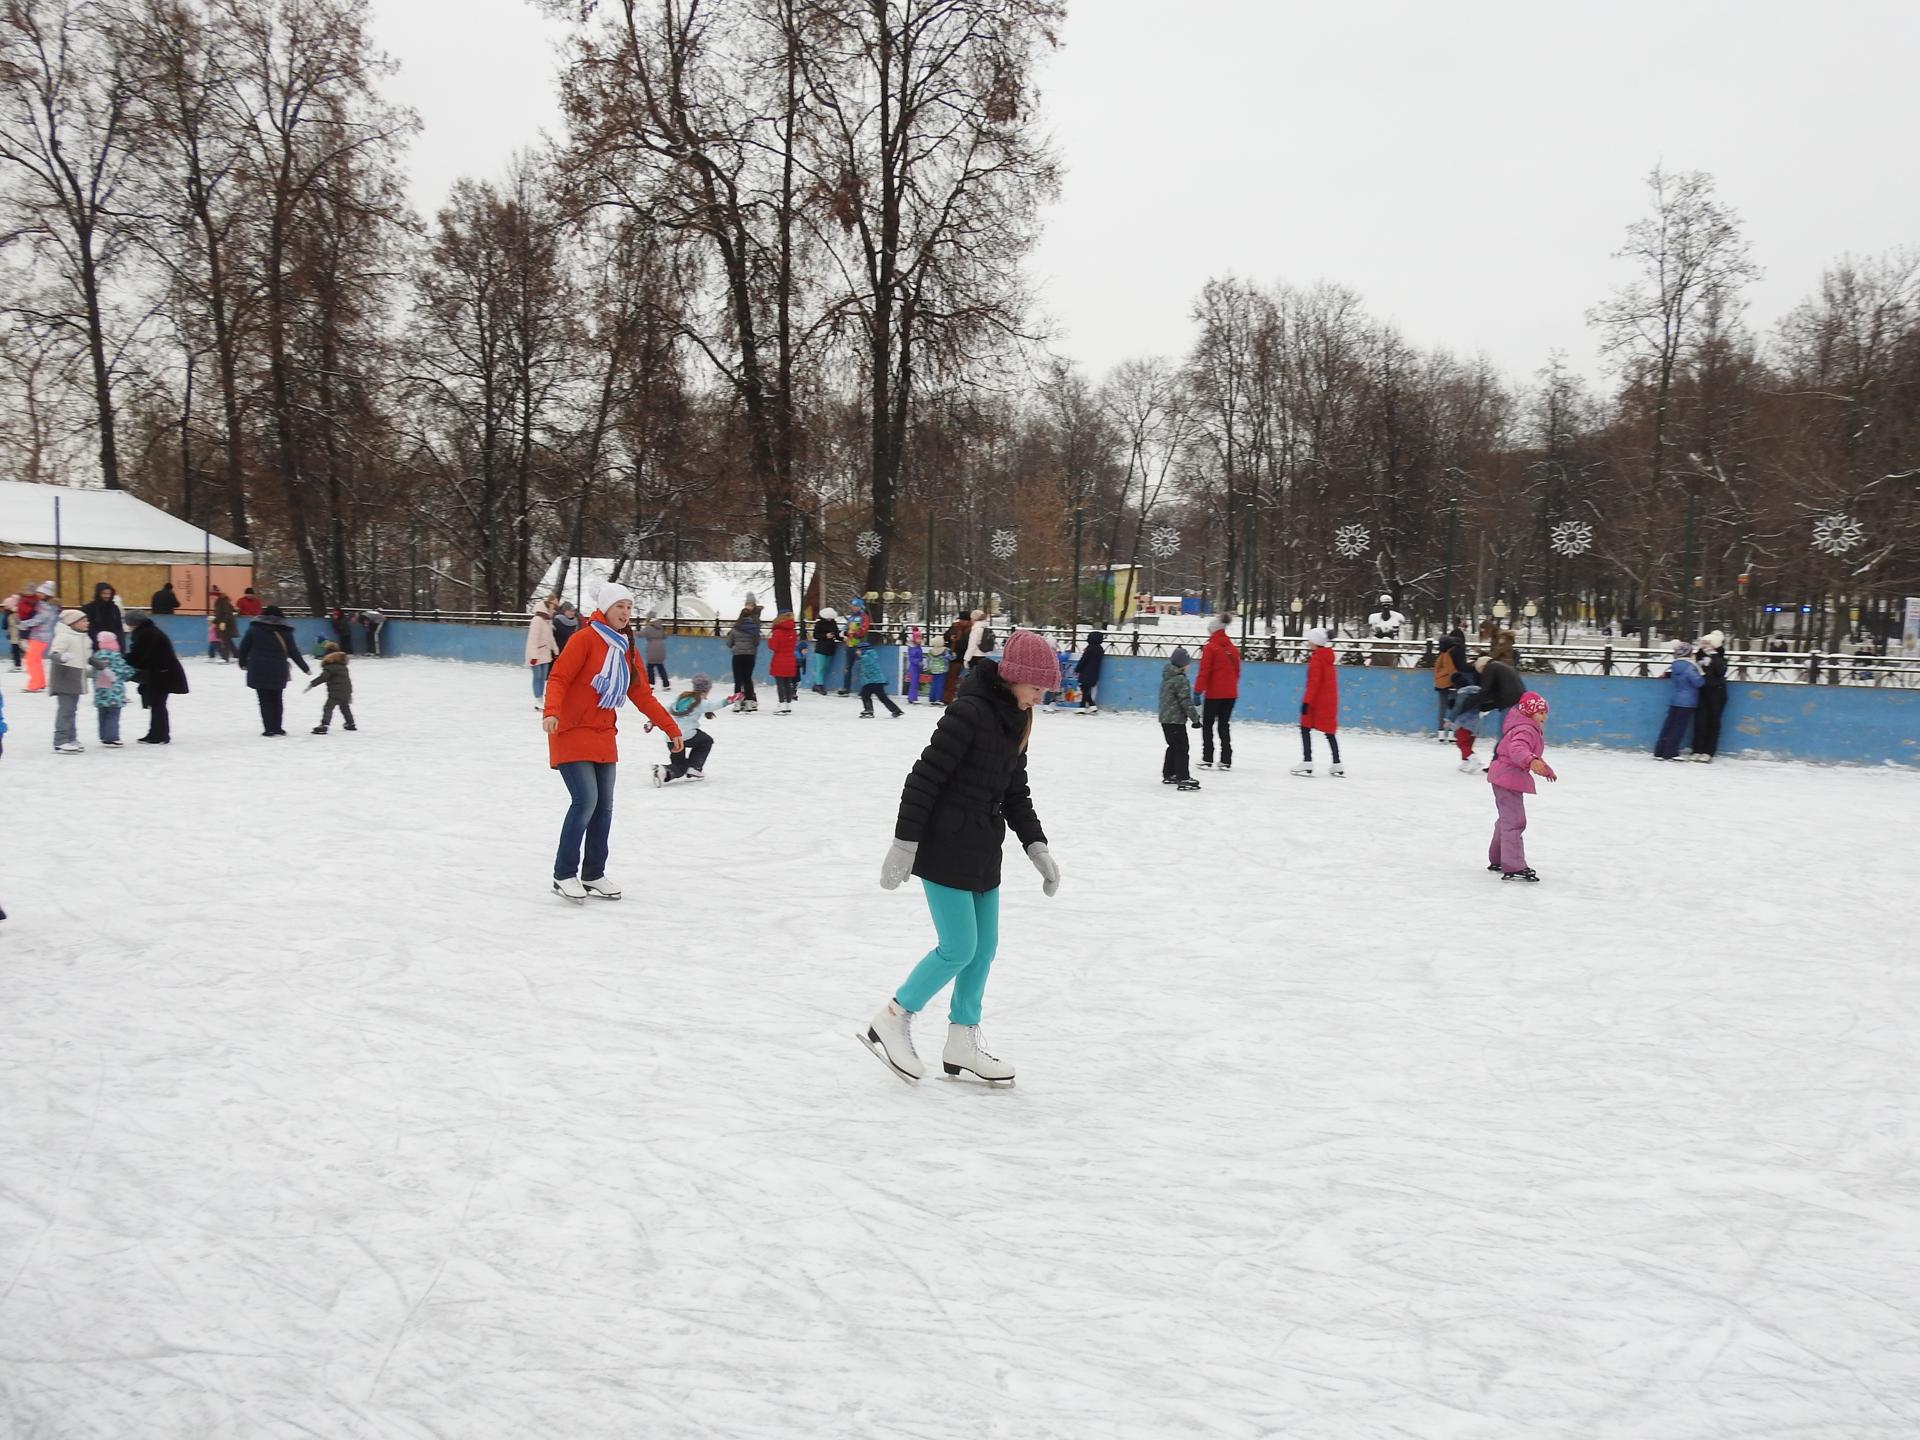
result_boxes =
[1487,690,1557,882]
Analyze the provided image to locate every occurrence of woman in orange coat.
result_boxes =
[541,583,683,902]
[1292,626,1344,777]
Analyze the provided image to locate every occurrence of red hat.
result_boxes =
[1517,691,1549,718]
[997,628,1062,689]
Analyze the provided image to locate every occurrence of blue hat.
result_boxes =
[1170,646,1191,667]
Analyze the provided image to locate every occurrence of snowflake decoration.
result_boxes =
[1333,523,1370,560]
[855,529,883,560]
[1149,525,1180,559]
[1550,520,1594,557]
[730,533,755,560]
[621,528,648,558]
[990,528,1018,561]
[1811,513,1864,557]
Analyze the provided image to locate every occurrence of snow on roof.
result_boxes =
[535,557,814,620]
[0,481,250,562]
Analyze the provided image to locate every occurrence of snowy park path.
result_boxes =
[4,657,1919,1439]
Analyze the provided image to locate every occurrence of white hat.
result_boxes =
[820,606,838,621]
[1701,630,1725,650]
[1306,626,1330,646]
[1378,593,1393,605]
[1206,615,1229,633]
[1670,639,1689,655]
[596,582,635,612]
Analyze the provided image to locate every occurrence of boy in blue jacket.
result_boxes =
[856,642,903,717]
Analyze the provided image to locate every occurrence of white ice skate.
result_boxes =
[582,876,622,900]
[861,1000,925,1082]
[1329,764,1346,777]
[551,876,588,904]
[1290,762,1314,777]
[1457,758,1480,774]
[942,1024,1014,1084]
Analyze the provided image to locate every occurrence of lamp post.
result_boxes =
[1492,598,1509,623]
[1523,600,1537,643]
[1290,595,1303,638]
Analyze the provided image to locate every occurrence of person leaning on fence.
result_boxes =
[1654,640,1704,760]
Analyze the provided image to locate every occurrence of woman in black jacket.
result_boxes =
[236,606,310,735]
[124,611,189,743]
[1690,630,1729,762]
[81,582,124,651]
[861,632,1064,1086]
[1076,630,1105,712]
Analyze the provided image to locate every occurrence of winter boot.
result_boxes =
[582,876,622,900]
[943,1024,1014,1083]
[551,876,588,903]
[863,1000,925,1081]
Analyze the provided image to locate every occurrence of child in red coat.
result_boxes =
[1292,627,1343,776]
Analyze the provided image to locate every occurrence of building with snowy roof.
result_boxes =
[0,480,252,612]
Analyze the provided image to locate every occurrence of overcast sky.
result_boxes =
[370,0,1920,388]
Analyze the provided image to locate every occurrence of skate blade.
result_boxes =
[550,885,586,906]
[857,1028,920,1084]
[940,1063,1015,1087]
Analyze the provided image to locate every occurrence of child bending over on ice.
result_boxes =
[305,640,356,732]
[652,672,736,784]
[1488,690,1556,882]
[1293,627,1345,777]
[862,630,1063,1085]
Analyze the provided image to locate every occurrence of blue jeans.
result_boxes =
[555,760,617,881]
[531,661,550,698]
[1655,705,1694,759]
[895,881,1001,1025]
[98,705,121,743]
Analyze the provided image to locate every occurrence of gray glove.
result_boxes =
[1026,841,1061,897]
[880,838,919,891]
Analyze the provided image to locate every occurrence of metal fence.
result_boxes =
[312,606,1920,688]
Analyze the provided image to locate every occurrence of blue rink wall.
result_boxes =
[152,617,1920,768]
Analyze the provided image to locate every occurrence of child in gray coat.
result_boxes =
[1158,646,1202,790]
[305,641,356,733]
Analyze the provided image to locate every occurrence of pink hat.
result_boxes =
[1517,691,1549,718]
[997,628,1062,689]
[97,631,121,652]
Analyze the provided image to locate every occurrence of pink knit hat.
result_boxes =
[1517,691,1549,718]
[97,631,121,652]
[997,628,1062,689]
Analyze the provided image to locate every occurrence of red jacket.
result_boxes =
[768,615,799,678]
[543,612,681,766]
[235,595,263,617]
[1194,629,1240,700]
[1301,645,1338,732]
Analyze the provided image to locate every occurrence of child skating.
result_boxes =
[1159,645,1202,790]
[1488,690,1556,881]
[1292,627,1344,776]
[89,632,134,747]
[652,672,735,783]
[855,642,903,717]
[305,641,356,732]
[903,627,926,703]
[862,630,1064,1085]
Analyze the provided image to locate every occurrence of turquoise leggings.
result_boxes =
[894,880,1001,1025]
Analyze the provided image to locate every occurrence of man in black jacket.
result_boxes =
[124,610,190,743]
[1450,653,1525,772]
[149,582,180,614]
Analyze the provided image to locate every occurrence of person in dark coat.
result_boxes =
[1076,630,1106,712]
[1452,654,1525,770]
[810,609,842,694]
[124,609,189,744]
[941,612,971,703]
[552,602,580,653]
[210,588,239,660]
[328,606,354,653]
[149,582,180,615]
[861,635,1064,1085]
[236,605,309,736]
[304,641,356,732]
[81,582,124,651]
[1690,630,1729,762]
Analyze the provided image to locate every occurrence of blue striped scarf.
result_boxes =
[589,621,633,709]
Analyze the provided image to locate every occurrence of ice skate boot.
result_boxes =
[942,1025,1014,1084]
[552,876,588,904]
[861,1000,925,1082]
[1457,758,1479,773]
[582,876,622,899]
[1290,762,1314,777]
[1329,763,1345,777]
[1218,761,1231,771]
[1175,776,1202,791]
[1500,868,1541,883]
[1197,759,1214,769]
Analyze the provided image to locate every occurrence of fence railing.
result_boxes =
[306,607,1920,688]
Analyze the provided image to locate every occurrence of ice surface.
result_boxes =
[4,658,1919,1439]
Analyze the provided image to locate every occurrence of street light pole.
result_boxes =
[1070,507,1083,646]
[924,509,935,629]
[1440,497,1459,632]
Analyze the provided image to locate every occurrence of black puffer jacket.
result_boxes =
[237,615,310,690]
[895,660,1046,893]
[126,619,189,698]
[1472,658,1526,713]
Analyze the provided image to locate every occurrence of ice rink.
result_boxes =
[5,655,1919,1439]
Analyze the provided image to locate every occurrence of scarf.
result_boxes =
[589,621,633,709]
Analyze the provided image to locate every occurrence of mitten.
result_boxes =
[1026,841,1061,897]
[880,839,919,891]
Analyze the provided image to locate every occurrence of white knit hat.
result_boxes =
[1306,626,1330,646]
[596,582,635,612]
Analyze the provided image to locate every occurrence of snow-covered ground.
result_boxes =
[5,657,1919,1439]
